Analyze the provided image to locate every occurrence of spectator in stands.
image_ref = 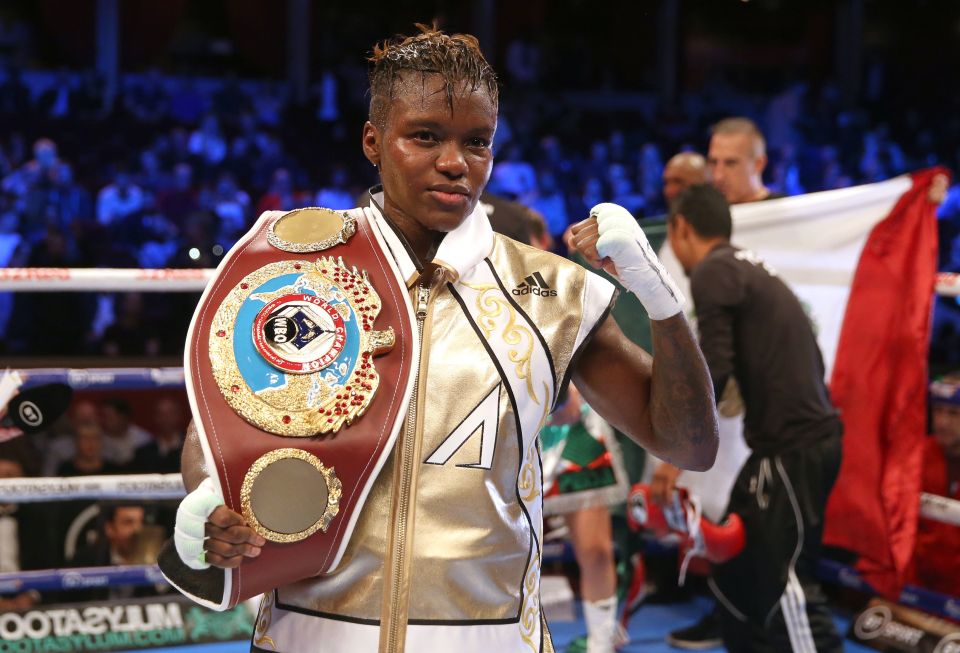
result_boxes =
[101,292,161,357]
[169,79,206,125]
[135,148,172,199]
[911,375,960,595]
[504,28,541,89]
[42,400,98,476]
[768,144,805,196]
[0,437,55,611]
[2,138,70,201]
[315,165,354,210]
[132,398,186,474]
[256,167,306,214]
[123,68,169,125]
[204,172,250,249]
[568,177,607,230]
[8,227,94,355]
[96,167,145,226]
[98,398,152,468]
[638,142,665,211]
[188,113,228,167]
[74,69,107,119]
[490,143,537,200]
[71,503,164,600]
[583,139,612,182]
[610,177,646,218]
[211,73,250,122]
[529,170,569,239]
[156,162,198,229]
[252,80,288,127]
[57,421,121,476]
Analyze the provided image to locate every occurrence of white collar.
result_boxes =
[365,189,494,285]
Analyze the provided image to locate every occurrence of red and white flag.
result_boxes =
[662,167,948,598]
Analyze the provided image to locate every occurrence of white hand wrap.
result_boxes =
[591,202,685,320]
[174,477,224,570]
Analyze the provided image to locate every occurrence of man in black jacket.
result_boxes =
[664,184,843,652]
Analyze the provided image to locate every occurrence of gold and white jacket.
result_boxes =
[246,193,614,653]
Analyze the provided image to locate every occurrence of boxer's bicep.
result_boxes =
[572,315,655,446]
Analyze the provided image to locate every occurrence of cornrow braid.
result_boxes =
[367,23,499,129]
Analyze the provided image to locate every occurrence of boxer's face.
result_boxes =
[363,73,496,236]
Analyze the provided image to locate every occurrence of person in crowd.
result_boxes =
[123,67,169,125]
[0,437,56,610]
[203,171,251,249]
[911,375,960,595]
[96,167,146,226]
[132,397,187,474]
[255,167,308,214]
[71,503,166,601]
[156,162,199,229]
[490,142,538,200]
[98,398,153,469]
[57,421,122,476]
[188,113,228,167]
[315,165,356,210]
[100,292,161,357]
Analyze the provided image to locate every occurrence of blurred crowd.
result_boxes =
[0,394,188,610]
[1,65,959,361]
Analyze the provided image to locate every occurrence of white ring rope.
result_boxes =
[0,473,186,502]
[0,268,214,292]
[7,361,960,525]
[0,468,957,528]
[0,267,958,296]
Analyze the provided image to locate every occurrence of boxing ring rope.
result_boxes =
[1,268,959,618]
[0,267,957,296]
[4,366,960,618]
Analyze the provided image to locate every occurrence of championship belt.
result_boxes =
[183,207,416,609]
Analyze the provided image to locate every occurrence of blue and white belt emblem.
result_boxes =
[209,256,396,436]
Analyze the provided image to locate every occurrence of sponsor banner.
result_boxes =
[0,595,252,652]
[849,599,960,652]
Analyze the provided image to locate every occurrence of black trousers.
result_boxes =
[710,432,844,653]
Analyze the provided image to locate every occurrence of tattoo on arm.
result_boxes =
[649,314,719,470]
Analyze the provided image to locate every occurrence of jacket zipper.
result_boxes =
[380,282,431,653]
